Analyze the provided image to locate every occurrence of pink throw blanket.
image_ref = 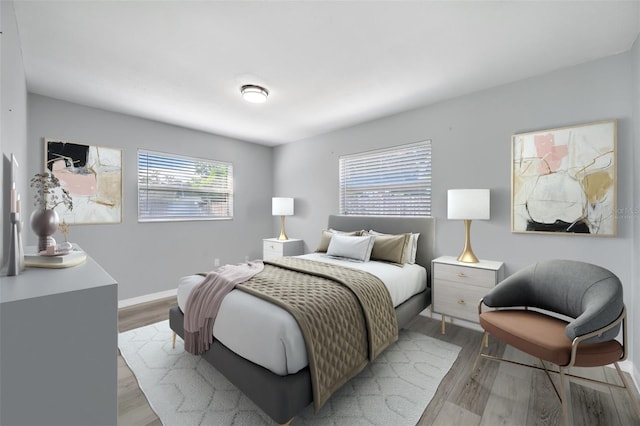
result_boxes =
[183,260,264,355]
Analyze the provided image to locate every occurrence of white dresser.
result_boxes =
[432,255,504,334]
[263,238,304,260]
[0,254,118,426]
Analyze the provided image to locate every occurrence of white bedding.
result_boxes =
[177,253,427,376]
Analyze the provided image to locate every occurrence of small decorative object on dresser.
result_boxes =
[56,220,73,251]
[263,238,304,260]
[24,244,87,268]
[29,172,73,252]
[432,255,504,334]
[7,154,25,276]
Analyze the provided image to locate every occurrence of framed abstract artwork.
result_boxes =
[511,120,616,236]
[45,138,123,224]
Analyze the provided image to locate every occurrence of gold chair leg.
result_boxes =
[172,331,177,349]
[559,367,571,426]
[614,362,640,418]
[540,359,562,401]
[471,331,488,376]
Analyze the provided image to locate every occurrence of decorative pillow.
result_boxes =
[367,230,419,264]
[367,233,410,265]
[315,229,361,253]
[326,234,375,262]
[407,233,420,264]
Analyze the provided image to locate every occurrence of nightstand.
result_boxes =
[432,256,504,334]
[263,238,304,260]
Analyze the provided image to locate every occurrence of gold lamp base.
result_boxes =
[277,215,289,241]
[457,219,479,263]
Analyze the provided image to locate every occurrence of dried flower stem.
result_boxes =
[30,172,73,211]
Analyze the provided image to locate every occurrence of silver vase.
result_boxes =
[30,209,59,252]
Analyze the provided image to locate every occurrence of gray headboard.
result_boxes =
[327,215,436,277]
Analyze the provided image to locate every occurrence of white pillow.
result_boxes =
[315,228,362,253]
[407,232,420,264]
[326,234,375,262]
[368,229,420,264]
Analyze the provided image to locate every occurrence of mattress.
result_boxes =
[177,253,427,376]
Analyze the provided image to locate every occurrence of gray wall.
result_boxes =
[274,51,638,378]
[632,32,640,382]
[4,0,639,384]
[27,94,273,300]
[1,1,29,265]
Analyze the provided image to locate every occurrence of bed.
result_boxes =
[169,215,436,424]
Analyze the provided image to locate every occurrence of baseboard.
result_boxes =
[118,288,177,309]
[619,360,640,394]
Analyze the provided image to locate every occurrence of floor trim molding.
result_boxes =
[620,359,640,393]
[118,289,177,309]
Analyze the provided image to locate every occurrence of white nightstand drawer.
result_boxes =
[263,249,283,261]
[433,280,487,322]
[263,241,284,256]
[262,238,304,260]
[434,262,497,288]
[431,256,504,333]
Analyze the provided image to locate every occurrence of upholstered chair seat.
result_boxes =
[479,309,623,367]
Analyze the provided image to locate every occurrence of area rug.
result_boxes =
[119,320,460,426]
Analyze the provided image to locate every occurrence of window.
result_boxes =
[138,149,233,221]
[339,141,431,216]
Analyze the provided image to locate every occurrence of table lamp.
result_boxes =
[272,197,294,240]
[447,189,490,263]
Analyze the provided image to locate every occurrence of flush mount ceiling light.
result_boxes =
[240,84,269,103]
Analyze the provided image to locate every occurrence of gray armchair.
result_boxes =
[472,259,639,426]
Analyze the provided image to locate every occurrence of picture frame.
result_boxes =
[511,120,617,236]
[45,138,123,224]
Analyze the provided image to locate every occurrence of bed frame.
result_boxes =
[169,215,436,424]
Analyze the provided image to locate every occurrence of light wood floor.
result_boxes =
[118,297,640,425]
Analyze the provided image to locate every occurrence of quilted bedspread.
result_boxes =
[236,257,398,411]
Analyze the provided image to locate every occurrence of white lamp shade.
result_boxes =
[272,197,294,216]
[447,189,490,220]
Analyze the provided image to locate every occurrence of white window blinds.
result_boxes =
[339,141,431,216]
[138,149,233,221]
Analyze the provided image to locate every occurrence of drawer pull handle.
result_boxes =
[457,300,465,305]
[457,273,467,278]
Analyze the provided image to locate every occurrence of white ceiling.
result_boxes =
[12,1,640,146]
